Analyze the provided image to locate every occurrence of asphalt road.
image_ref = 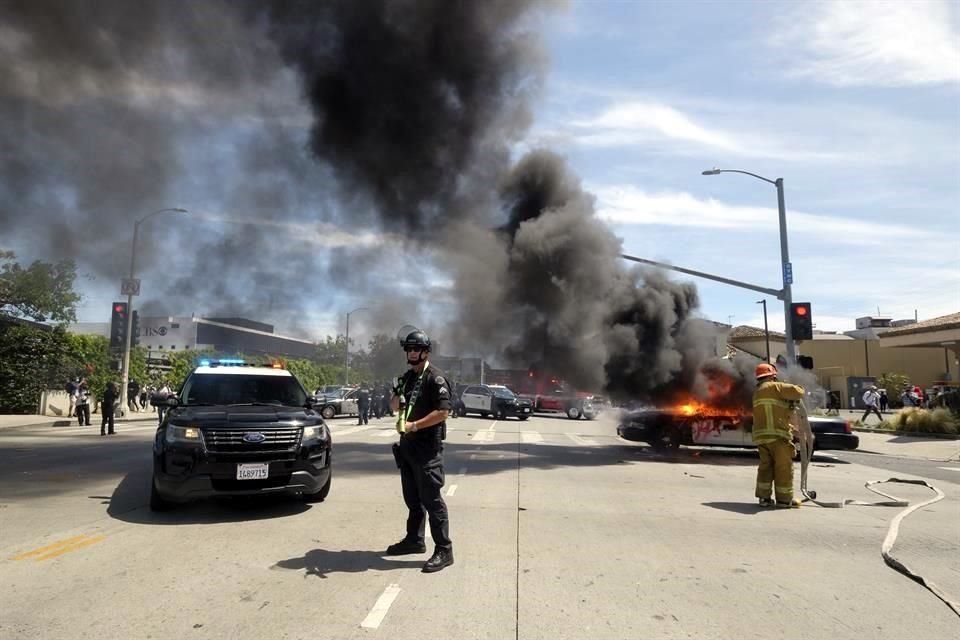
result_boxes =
[1,413,958,639]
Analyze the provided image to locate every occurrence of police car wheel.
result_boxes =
[320,405,336,420]
[149,480,174,511]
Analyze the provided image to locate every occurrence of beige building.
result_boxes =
[728,312,959,408]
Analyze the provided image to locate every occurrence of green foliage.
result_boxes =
[881,408,959,435]
[0,251,81,322]
[876,372,910,405]
[0,324,74,413]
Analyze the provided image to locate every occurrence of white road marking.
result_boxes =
[446,484,458,497]
[937,467,960,472]
[521,431,543,445]
[487,420,497,432]
[373,430,396,438]
[360,584,401,629]
[567,434,598,446]
[471,431,495,442]
[333,424,375,436]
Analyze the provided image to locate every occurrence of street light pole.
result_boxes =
[344,307,369,386]
[119,208,187,415]
[757,299,770,362]
[702,168,796,364]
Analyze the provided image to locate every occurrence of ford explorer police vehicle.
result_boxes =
[150,359,332,510]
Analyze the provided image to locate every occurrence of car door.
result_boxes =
[462,386,482,412]
[342,390,359,416]
[479,387,493,412]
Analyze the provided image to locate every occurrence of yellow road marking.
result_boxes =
[11,534,106,562]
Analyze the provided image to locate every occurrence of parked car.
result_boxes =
[150,359,332,510]
[616,408,859,452]
[316,387,360,420]
[459,384,534,420]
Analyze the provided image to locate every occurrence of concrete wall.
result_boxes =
[733,337,949,390]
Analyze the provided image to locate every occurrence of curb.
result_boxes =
[0,416,159,430]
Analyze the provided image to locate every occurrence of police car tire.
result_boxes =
[304,472,332,503]
[150,480,174,511]
[321,405,336,420]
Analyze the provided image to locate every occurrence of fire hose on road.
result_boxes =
[794,402,960,618]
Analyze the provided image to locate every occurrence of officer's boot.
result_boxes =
[422,546,454,573]
[385,538,426,556]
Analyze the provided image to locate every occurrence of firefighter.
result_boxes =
[751,363,804,508]
[386,330,454,573]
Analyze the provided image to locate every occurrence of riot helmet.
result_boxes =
[401,330,431,365]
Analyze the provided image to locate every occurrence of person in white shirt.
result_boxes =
[861,385,883,423]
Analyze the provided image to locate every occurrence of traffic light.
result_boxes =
[790,302,813,341]
[131,310,141,347]
[110,302,128,349]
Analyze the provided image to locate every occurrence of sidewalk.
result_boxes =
[0,413,160,430]
[852,431,960,462]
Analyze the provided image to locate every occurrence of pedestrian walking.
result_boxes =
[139,387,149,411]
[75,381,92,426]
[878,388,888,412]
[751,363,803,509]
[386,329,454,573]
[127,379,140,413]
[861,385,883,423]
[101,382,119,436]
[65,378,78,417]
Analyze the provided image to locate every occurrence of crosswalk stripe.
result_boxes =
[521,431,543,445]
[567,434,598,446]
[471,431,495,442]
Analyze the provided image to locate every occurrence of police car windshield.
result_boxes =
[492,387,516,399]
[181,374,307,407]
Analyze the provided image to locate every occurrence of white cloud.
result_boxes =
[774,0,960,87]
[592,185,934,245]
[573,101,742,152]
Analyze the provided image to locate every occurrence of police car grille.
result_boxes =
[203,428,301,453]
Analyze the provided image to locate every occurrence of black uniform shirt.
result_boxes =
[401,364,452,441]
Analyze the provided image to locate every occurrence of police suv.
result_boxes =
[150,359,332,510]
[458,384,533,420]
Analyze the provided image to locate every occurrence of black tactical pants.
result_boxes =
[396,437,451,549]
[101,402,115,435]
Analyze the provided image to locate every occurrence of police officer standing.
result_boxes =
[357,383,370,425]
[385,330,454,573]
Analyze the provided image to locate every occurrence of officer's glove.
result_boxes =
[391,376,403,397]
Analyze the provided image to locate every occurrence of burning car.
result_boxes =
[616,402,859,453]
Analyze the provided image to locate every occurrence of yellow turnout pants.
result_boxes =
[755,439,795,502]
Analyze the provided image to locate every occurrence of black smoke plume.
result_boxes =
[1,0,765,406]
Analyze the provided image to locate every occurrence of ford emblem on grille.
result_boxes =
[242,432,267,444]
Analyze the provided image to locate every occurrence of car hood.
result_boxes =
[168,405,323,427]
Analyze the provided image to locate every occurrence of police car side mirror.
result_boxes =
[165,396,180,408]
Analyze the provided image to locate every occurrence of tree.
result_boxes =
[315,335,347,366]
[0,251,81,323]
[877,372,911,406]
[0,324,74,413]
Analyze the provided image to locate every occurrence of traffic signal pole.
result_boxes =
[776,178,796,364]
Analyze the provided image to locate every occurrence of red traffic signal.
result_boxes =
[114,303,126,314]
[790,302,813,340]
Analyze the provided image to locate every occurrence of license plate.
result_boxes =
[236,463,269,480]
[522,408,530,413]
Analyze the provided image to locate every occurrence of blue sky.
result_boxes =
[68,0,959,343]
[530,0,960,333]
